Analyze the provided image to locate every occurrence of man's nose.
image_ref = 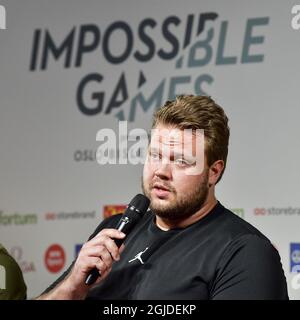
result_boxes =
[154,162,172,180]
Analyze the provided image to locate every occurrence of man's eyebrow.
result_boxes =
[148,146,160,152]
[148,147,195,159]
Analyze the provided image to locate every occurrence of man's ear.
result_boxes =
[208,160,224,186]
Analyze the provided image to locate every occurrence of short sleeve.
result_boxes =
[210,234,289,300]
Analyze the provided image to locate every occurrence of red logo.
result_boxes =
[45,212,56,220]
[103,205,127,218]
[44,244,66,273]
[254,208,267,216]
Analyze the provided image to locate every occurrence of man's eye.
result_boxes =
[174,158,190,166]
[149,152,160,160]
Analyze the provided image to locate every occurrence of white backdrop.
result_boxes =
[0,0,299,299]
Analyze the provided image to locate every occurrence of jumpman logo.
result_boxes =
[128,247,149,265]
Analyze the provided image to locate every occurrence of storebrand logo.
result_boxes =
[44,210,95,221]
[0,5,6,30]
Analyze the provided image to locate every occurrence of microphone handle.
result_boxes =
[85,212,141,285]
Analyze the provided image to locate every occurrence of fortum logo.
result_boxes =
[0,5,6,30]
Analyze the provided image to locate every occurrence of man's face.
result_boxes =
[142,123,209,221]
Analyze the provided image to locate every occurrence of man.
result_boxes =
[38,95,288,300]
[0,243,27,300]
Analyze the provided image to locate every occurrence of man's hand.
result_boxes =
[69,229,125,287]
[37,228,125,300]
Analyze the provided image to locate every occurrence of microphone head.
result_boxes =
[129,194,150,214]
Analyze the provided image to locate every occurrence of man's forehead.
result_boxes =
[148,125,205,174]
[150,125,203,146]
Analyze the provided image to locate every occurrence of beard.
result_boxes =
[142,170,209,221]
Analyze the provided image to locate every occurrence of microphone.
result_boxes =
[85,193,150,285]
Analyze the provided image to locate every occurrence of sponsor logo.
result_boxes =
[103,205,127,219]
[10,246,36,273]
[0,211,38,225]
[44,210,95,221]
[291,243,300,273]
[75,244,83,258]
[44,244,66,273]
[254,207,300,216]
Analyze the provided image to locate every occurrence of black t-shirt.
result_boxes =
[44,202,289,300]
